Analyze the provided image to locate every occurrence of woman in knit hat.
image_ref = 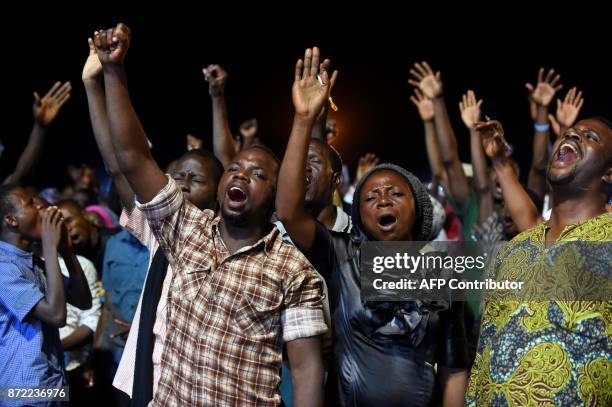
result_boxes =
[277,47,468,407]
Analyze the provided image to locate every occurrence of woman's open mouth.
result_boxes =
[377,214,398,231]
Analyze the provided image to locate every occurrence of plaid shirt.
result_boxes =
[138,177,327,406]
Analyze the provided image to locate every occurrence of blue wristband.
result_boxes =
[535,123,550,132]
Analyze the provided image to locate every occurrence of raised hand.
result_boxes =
[355,153,380,183]
[292,47,338,120]
[529,100,538,121]
[525,67,562,107]
[410,89,434,121]
[474,120,511,160]
[41,206,64,250]
[239,118,258,141]
[548,87,584,137]
[82,38,103,81]
[93,23,131,66]
[186,133,203,151]
[203,64,228,97]
[33,81,72,126]
[459,90,483,129]
[408,62,442,99]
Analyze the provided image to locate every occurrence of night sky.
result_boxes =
[3,7,610,190]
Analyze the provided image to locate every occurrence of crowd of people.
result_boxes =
[0,22,610,407]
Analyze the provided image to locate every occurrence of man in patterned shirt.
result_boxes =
[467,117,612,406]
[92,24,327,406]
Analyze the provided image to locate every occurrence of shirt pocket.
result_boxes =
[233,274,282,338]
[179,248,214,303]
[181,268,212,304]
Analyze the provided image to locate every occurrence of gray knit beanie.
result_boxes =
[351,163,433,241]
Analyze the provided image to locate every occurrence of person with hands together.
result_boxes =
[0,188,71,401]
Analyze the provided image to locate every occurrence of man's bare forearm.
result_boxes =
[288,337,324,407]
[39,244,67,327]
[276,116,317,249]
[470,130,493,223]
[493,158,539,231]
[102,65,166,203]
[62,250,92,310]
[3,122,47,185]
[424,120,446,183]
[432,97,470,205]
[84,79,135,209]
[528,105,550,199]
[211,95,235,169]
[62,325,93,351]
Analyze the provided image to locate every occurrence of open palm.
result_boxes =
[556,87,583,128]
[410,89,434,121]
[292,47,337,120]
[459,90,483,129]
[408,62,443,99]
[33,81,71,126]
[526,67,562,107]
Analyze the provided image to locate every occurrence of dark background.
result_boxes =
[2,7,609,189]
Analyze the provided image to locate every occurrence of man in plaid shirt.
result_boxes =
[93,23,328,406]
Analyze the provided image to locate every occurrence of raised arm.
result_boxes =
[93,24,167,203]
[33,207,67,327]
[60,225,91,310]
[204,64,235,169]
[477,120,539,231]
[82,37,135,209]
[3,82,71,185]
[409,62,470,206]
[276,47,337,250]
[526,68,563,199]
[310,81,331,142]
[410,88,447,189]
[548,87,584,138]
[460,90,492,223]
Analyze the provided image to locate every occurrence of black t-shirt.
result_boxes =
[298,222,468,407]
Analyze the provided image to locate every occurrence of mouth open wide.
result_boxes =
[377,214,398,231]
[227,186,247,205]
[556,141,581,164]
